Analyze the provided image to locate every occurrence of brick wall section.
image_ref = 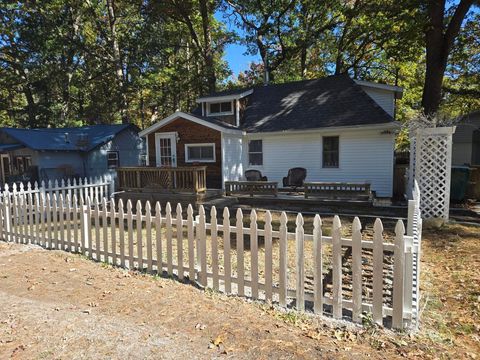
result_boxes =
[147,117,222,188]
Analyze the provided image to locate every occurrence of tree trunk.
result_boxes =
[421,0,474,115]
[106,0,129,123]
[23,85,36,128]
[199,0,216,93]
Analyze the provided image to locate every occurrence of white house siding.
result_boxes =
[85,128,144,178]
[222,133,244,187]
[239,129,395,197]
[360,86,395,117]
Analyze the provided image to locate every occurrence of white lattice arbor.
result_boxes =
[408,127,456,220]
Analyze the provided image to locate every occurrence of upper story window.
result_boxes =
[323,136,339,168]
[207,101,233,116]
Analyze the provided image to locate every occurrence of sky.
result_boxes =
[215,11,260,77]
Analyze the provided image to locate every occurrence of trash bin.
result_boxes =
[450,166,471,202]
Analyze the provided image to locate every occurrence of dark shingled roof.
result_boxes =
[192,74,396,133]
[0,124,135,152]
[242,74,394,132]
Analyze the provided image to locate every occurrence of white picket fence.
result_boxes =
[0,176,114,204]
[0,179,422,330]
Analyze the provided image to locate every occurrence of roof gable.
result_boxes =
[139,112,243,137]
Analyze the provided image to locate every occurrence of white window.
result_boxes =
[107,151,119,168]
[248,139,263,166]
[185,143,215,162]
[207,101,233,116]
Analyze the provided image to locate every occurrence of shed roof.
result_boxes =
[0,124,134,152]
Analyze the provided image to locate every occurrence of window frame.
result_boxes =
[106,150,119,169]
[184,143,216,163]
[206,101,234,116]
[248,139,263,166]
[14,155,32,173]
[322,136,340,168]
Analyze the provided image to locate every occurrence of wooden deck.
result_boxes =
[117,166,207,194]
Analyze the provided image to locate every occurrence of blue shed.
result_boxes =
[0,124,144,184]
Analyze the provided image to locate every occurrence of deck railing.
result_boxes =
[117,166,207,193]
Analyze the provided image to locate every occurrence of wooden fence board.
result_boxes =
[236,208,245,297]
[264,210,273,302]
[296,213,305,311]
[211,206,219,290]
[373,218,384,324]
[313,214,323,314]
[352,217,363,323]
[146,201,153,273]
[250,209,259,299]
[223,207,231,294]
[176,203,184,280]
[332,215,342,319]
[166,203,173,276]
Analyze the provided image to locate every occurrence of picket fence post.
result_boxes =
[198,205,207,287]
[352,217,363,323]
[250,209,259,299]
[210,206,218,290]
[80,196,89,255]
[136,200,143,271]
[332,215,342,320]
[372,218,384,324]
[165,202,173,276]
[222,207,231,294]
[176,203,184,280]
[296,213,305,311]
[3,186,11,242]
[186,204,195,280]
[279,211,288,307]
[264,210,273,302]
[392,220,406,329]
[118,199,126,268]
[236,208,244,296]
[313,214,322,314]
[145,201,153,273]
[155,202,162,273]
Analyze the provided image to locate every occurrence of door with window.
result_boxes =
[155,133,177,167]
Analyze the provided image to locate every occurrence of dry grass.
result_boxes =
[0,221,478,359]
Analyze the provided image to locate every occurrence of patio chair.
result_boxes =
[282,167,307,189]
[245,169,268,181]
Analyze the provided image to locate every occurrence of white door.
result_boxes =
[155,133,177,167]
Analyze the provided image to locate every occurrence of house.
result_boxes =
[139,74,402,198]
[452,110,480,166]
[0,124,144,185]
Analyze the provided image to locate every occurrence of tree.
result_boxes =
[421,0,476,115]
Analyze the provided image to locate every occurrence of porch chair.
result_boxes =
[245,169,268,181]
[282,167,307,189]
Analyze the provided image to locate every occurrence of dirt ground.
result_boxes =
[0,223,479,359]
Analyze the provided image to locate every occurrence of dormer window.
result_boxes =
[207,101,233,116]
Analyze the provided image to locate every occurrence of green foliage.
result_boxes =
[0,0,230,128]
[0,0,477,130]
